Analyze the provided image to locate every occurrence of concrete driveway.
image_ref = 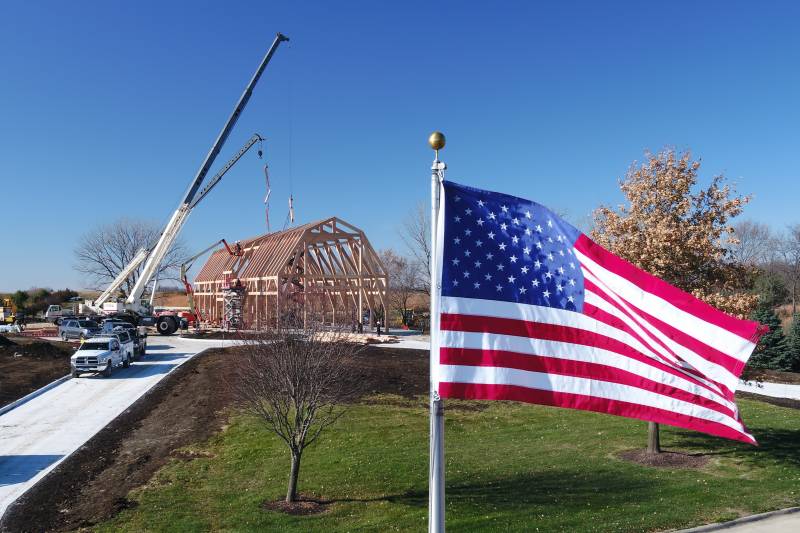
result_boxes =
[0,335,231,518]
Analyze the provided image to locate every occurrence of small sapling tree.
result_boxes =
[232,321,361,503]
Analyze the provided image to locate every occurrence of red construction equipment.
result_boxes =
[180,239,243,326]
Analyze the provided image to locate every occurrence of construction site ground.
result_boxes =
[0,344,427,533]
[0,335,236,526]
[0,335,72,408]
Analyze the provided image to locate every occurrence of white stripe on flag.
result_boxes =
[442,296,665,364]
[582,271,739,393]
[438,364,749,435]
[440,329,736,412]
[574,248,756,361]
[441,295,726,395]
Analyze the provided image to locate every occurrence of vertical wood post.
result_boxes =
[647,422,661,454]
[358,242,363,332]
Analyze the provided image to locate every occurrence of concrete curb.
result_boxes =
[677,507,800,532]
[0,375,71,417]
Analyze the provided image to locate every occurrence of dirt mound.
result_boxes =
[741,367,800,385]
[0,339,72,408]
[0,335,16,347]
[351,345,427,400]
[618,449,709,469]
[737,391,800,411]
[0,340,71,359]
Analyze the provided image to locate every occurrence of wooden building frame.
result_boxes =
[193,217,388,329]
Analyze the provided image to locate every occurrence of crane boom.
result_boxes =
[120,33,288,311]
[93,248,149,309]
[182,33,288,207]
[189,133,263,209]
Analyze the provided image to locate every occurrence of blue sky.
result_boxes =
[2,1,800,292]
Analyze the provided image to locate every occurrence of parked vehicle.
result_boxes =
[1,298,16,324]
[101,319,147,357]
[70,337,127,377]
[58,319,101,341]
[97,331,136,363]
[45,304,75,324]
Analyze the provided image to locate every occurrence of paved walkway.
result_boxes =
[0,336,232,518]
[737,380,800,400]
[679,508,800,532]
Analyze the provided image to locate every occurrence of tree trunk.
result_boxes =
[286,451,301,503]
[647,422,661,454]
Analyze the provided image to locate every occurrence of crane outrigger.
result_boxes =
[87,32,289,334]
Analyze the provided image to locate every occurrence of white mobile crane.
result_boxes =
[88,32,289,335]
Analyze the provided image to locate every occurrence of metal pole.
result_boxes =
[428,132,446,533]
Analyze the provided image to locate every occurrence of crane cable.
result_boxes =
[257,136,271,233]
[283,39,295,231]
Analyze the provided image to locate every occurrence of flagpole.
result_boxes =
[428,131,446,533]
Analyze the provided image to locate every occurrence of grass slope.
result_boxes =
[97,396,800,532]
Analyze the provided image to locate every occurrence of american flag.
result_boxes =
[436,180,763,444]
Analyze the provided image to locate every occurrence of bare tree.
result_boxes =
[232,323,362,503]
[400,202,431,295]
[379,249,419,326]
[775,225,800,316]
[74,218,188,297]
[729,220,776,266]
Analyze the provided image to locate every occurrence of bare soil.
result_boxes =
[181,330,400,345]
[740,367,800,385]
[0,335,73,408]
[262,496,329,515]
[0,345,428,532]
[618,449,710,469]
[737,390,800,411]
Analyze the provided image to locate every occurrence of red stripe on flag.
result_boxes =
[440,312,727,400]
[583,277,744,383]
[583,278,687,367]
[439,347,736,418]
[582,301,734,401]
[625,296,747,378]
[574,234,762,342]
[438,382,756,445]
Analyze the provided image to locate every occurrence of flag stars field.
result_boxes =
[441,183,583,311]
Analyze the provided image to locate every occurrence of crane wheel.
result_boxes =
[157,317,177,336]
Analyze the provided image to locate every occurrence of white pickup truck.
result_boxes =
[70,336,131,377]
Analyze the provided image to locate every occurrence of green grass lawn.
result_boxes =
[97,396,800,532]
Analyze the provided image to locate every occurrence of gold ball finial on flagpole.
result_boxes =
[429,131,446,151]
[429,131,446,161]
